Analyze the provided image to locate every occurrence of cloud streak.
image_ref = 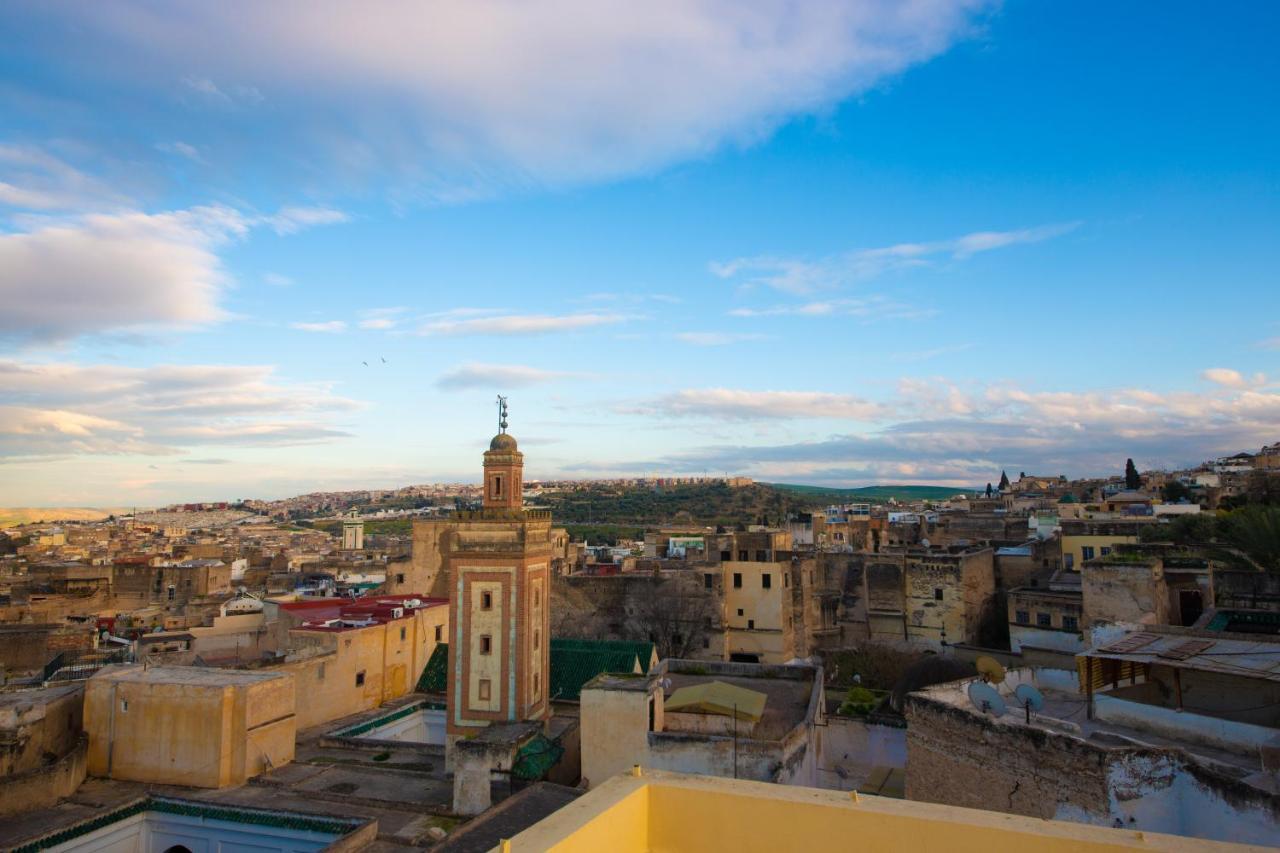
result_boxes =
[714,223,1079,295]
[418,311,626,337]
[435,362,580,390]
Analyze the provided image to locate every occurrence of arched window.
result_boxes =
[163,845,194,853]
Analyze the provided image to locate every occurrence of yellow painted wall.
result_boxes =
[282,605,448,731]
[84,669,295,788]
[722,561,791,663]
[1062,534,1139,570]
[504,770,1253,853]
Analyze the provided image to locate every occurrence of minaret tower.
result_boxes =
[483,395,523,511]
[446,396,552,752]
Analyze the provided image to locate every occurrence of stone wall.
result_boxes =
[905,691,1280,845]
[1,682,85,775]
[0,734,87,818]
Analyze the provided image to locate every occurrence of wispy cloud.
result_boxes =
[1201,367,1267,389]
[675,332,768,346]
[631,389,891,421]
[728,296,930,320]
[0,359,358,458]
[156,141,206,164]
[27,2,998,196]
[263,272,294,287]
[290,320,347,333]
[436,363,581,390]
[713,223,1080,295]
[358,307,408,330]
[418,311,626,337]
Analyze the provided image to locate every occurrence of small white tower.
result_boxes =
[342,511,364,550]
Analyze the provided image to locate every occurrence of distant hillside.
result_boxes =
[766,483,972,503]
[537,482,813,528]
[0,507,137,527]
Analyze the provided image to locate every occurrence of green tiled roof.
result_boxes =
[417,642,449,693]
[550,637,656,673]
[415,637,657,702]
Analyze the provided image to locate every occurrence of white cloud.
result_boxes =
[1201,367,1266,389]
[639,389,891,421]
[0,202,347,343]
[436,363,577,390]
[675,332,768,346]
[418,312,626,337]
[714,223,1079,295]
[0,144,133,212]
[0,359,358,458]
[264,206,349,235]
[728,296,929,320]
[640,376,1280,484]
[156,141,206,164]
[290,320,348,333]
[358,307,408,330]
[35,1,997,195]
[1258,337,1280,351]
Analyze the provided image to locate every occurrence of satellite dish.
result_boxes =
[968,681,1007,717]
[920,538,931,548]
[1014,683,1044,722]
[976,656,1006,684]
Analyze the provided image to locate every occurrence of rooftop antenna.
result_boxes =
[496,395,509,434]
[975,655,1007,685]
[1014,683,1045,724]
[967,681,1006,718]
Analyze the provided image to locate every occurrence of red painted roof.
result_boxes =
[281,594,447,630]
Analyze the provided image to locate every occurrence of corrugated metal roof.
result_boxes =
[664,680,767,722]
[1083,631,1280,683]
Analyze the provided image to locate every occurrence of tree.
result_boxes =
[1161,479,1191,504]
[998,471,1010,491]
[1124,458,1142,490]
[985,483,993,498]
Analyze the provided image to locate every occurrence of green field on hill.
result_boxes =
[765,483,972,502]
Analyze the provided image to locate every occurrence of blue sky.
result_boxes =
[1,1,1277,505]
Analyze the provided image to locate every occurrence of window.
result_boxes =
[533,672,540,697]
[167,585,176,601]
[534,589,541,607]
[318,663,326,681]
[1100,547,1112,556]
[703,636,710,649]
[121,699,128,713]
[396,573,405,584]
[1015,610,1030,625]
[480,635,492,655]
[738,550,748,561]
[672,633,683,647]
[755,550,767,561]
[493,475,503,496]
[747,619,755,630]
[704,573,714,589]
[733,572,742,588]
[1036,613,1052,628]
[720,551,731,561]
[534,629,540,650]
[355,671,366,686]
[400,626,407,641]
[762,573,772,589]
[434,625,443,642]
[1081,546,1095,561]
[737,608,744,617]
[705,616,713,628]
[480,590,493,610]
[934,588,943,601]
[1063,616,1079,632]
[478,679,491,701]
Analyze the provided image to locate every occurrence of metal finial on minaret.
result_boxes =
[496,395,509,433]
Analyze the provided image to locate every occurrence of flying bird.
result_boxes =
[381,357,387,363]
[362,361,368,367]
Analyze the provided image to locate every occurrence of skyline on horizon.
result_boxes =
[2,1,1278,506]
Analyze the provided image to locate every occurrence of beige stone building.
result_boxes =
[84,665,296,788]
